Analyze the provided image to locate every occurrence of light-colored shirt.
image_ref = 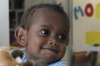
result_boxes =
[22,53,67,66]
[48,61,67,66]
[0,64,2,66]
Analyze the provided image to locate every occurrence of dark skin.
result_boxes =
[15,9,69,64]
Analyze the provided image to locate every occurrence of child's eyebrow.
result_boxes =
[60,30,68,34]
[39,25,68,32]
[39,25,53,29]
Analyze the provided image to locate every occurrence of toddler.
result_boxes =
[15,3,70,66]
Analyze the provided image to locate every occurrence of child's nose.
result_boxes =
[48,39,59,47]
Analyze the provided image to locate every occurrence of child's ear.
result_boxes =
[15,27,27,46]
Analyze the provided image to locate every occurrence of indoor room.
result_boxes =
[0,0,100,66]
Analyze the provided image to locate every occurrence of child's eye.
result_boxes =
[39,29,50,36]
[57,33,67,42]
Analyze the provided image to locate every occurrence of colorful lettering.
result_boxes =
[74,6,84,19]
[96,3,100,18]
[85,3,93,17]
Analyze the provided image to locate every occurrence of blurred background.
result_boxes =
[0,0,100,66]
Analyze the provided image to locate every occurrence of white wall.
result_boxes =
[72,0,100,52]
[0,0,9,46]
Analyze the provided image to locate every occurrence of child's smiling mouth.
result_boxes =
[42,48,59,54]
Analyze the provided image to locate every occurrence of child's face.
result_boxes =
[22,10,69,63]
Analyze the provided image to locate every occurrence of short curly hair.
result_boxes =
[20,3,69,30]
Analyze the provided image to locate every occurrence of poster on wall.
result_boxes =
[73,0,100,52]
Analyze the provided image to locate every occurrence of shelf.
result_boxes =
[9,0,24,47]
[10,28,15,31]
